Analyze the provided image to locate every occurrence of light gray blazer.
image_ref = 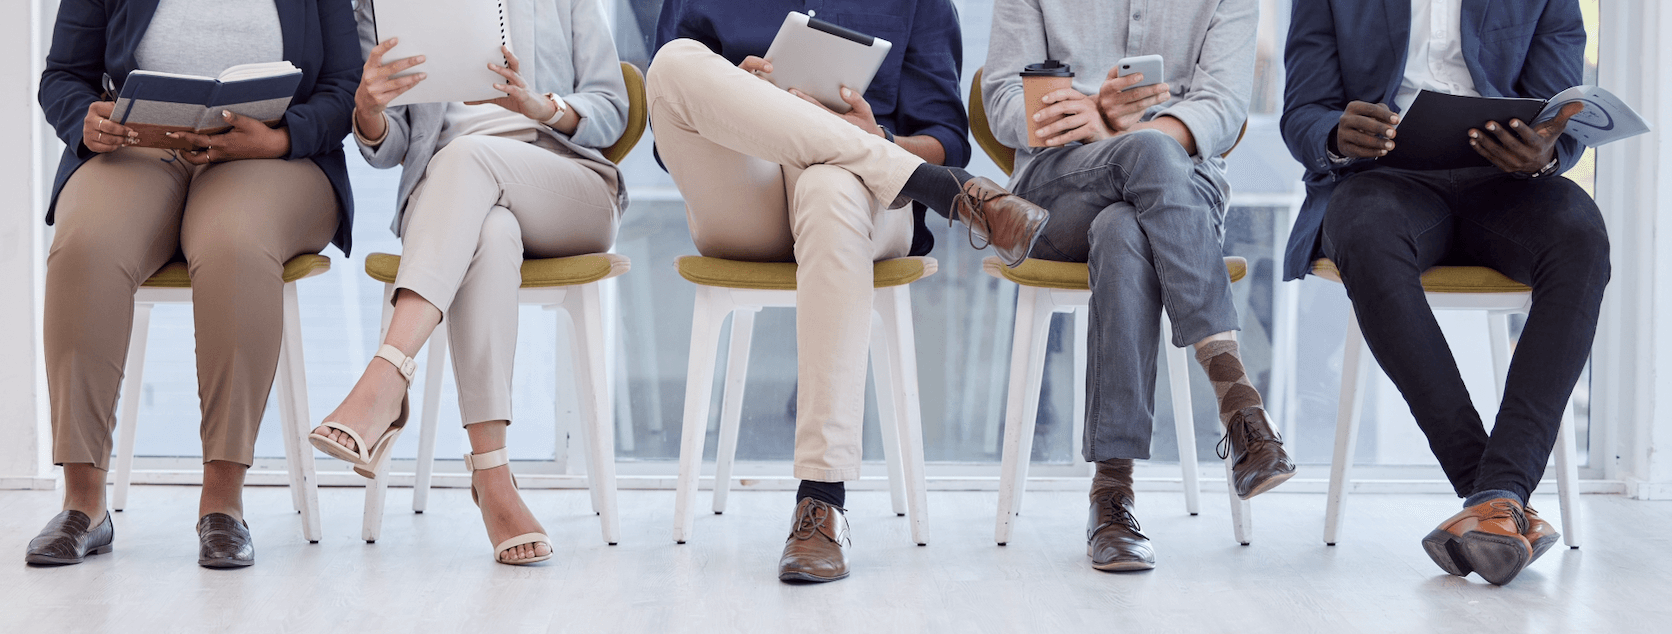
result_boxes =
[352,0,631,236]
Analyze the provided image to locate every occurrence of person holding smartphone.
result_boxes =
[983,0,1293,573]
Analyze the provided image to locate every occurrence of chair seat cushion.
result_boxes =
[1310,259,1530,293]
[364,252,630,288]
[141,254,331,288]
[981,256,1247,290]
[675,256,938,290]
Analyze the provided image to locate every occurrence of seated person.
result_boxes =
[983,0,1293,573]
[27,0,357,568]
[1281,0,1603,586]
[311,0,630,566]
[650,0,1050,583]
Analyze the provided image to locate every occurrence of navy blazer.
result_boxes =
[1278,0,1585,280]
[40,0,362,255]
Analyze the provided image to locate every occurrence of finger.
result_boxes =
[787,88,836,114]
[1037,111,1094,139]
[1481,121,1524,154]
[1338,129,1391,155]
[377,54,426,79]
[1041,87,1087,105]
[1370,103,1400,125]
[1103,70,1143,91]
[1033,99,1086,123]
[1536,101,1585,137]
[487,63,522,87]
[501,46,520,73]
[1342,115,1395,141]
[377,77,424,102]
[367,37,399,69]
[170,131,214,148]
[1043,116,1095,147]
[739,56,772,74]
[179,149,211,165]
[96,118,138,139]
[222,110,264,131]
[1469,133,1515,171]
[839,86,870,114]
[1506,119,1543,146]
[89,101,117,118]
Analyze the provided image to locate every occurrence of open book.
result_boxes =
[1381,86,1650,171]
[369,0,511,106]
[112,62,302,150]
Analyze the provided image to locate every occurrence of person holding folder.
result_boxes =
[27,0,358,569]
[982,0,1295,573]
[310,0,630,566]
[1281,0,1605,585]
[650,0,1050,584]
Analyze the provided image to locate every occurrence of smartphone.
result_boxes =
[1116,55,1164,91]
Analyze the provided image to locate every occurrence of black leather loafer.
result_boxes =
[25,510,114,566]
[197,513,254,569]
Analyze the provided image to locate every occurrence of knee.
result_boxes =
[1122,128,1191,170]
[1321,174,1408,259]
[647,39,710,96]
[1086,205,1144,255]
[793,165,869,211]
[429,135,495,174]
[476,208,524,257]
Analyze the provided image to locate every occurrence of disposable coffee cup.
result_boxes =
[1021,60,1075,148]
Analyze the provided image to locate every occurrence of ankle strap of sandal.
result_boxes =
[375,344,417,385]
[464,447,509,472]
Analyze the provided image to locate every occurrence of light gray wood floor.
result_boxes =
[0,486,1666,633]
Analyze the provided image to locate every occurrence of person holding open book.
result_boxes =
[1280,0,1606,585]
[309,0,630,566]
[26,0,359,569]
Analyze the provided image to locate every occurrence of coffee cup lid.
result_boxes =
[1021,60,1073,77]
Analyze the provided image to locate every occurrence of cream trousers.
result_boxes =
[395,135,618,426]
[648,39,925,481]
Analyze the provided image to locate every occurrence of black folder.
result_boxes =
[1378,90,1546,171]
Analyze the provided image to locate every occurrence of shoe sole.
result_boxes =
[1086,544,1155,572]
[1000,214,1051,268]
[779,570,849,583]
[198,556,254,569]
[1420,529,1474,577]
[1457,532,1532,586]
[1237,468,1298,500]
[1528,533,1561,564]
[24,544,112,566]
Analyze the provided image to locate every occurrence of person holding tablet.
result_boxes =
[28,0,357,568]
[984,0,1294,572]
[650,0,1050,584]
[310,0,630,566]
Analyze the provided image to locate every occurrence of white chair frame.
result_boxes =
[673,283,931,545]
[1326,289,1582,548]
[112,276,323,543]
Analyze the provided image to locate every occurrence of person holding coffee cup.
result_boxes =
[982,0,1293,573]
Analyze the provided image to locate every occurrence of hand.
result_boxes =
[1469,101,1583,174]
[1096,70,1170,133]
[465,46,559,121]
[83,101,138,153]
[169,110,291,164]
[1033,88,1112,147]
[738,56,773,81]
[1335,101,1399,159]
[788,86,882,137]
[354,37,427,141]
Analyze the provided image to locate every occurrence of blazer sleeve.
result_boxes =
[284,0,360,160]
[1516,0,1585,174]
[351,0,410,167]
[561,0,630,149]
[1156,0,1257,159]
[38,0,109,161]
[981,0,1045,153]
[1280,0,1357,174]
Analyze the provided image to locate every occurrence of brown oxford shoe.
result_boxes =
[1522,505,1562,564]
[950,176,1050,267]
[778,498,850,583]
[1421,498,1533,585]
[1086,459,1154,572]
[1217,406,1297,499]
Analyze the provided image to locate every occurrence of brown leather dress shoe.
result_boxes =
[197,513,255,569]
[1421,498,1532,585]
[1522,506,1562,564]
[25,510,113,566]
[778,498,850,583]
[1087,460,1154,571]
[950,176,1050,267]
[1216,407,1296,499]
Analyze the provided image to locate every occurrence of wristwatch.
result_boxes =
[878,124,895,143]
[540,92,568,127]
[1519,156,1560,179]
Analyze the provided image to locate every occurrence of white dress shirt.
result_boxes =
[1394,0,1479,113]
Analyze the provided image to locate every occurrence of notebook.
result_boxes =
[369,0,512,106]
[112,62,303,150]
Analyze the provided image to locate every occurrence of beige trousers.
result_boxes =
[395,135,618,426]
[647,39,924,481]
[46,148,338,470]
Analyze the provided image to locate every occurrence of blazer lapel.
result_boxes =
[1380,0,1412,106]
[275,0,303,63]
[111,0,163,84]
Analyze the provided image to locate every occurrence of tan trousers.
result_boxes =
[46,148,338,470]
[396,135,618,426]
[647,39,923,481]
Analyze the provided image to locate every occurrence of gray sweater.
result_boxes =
[982,0,1258,182]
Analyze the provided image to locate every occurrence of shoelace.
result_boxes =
[1487,499,1530,533]
[789,502,848,544]
[1091,491,1146,538]
[949,176,1005,252]
[1215,413,1286,461]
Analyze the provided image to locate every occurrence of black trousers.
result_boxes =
[1320,166,1609,502]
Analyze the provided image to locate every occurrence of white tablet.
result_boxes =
[762,12,892,114]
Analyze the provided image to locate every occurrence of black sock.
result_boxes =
[899,164,974,219]
[796,480,846,508]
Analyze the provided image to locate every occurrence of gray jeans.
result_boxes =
[1010,129,1239,461]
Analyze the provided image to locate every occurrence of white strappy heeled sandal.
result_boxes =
[309,344,414,478]
[466,447,553,565]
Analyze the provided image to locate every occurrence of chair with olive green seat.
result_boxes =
[672,255,937,546]
[111,254,331,543]
[356,61,650,545]
[1313,259,1581,549]
[969,67,1258,545]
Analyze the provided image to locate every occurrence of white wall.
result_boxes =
[0,0,52,489]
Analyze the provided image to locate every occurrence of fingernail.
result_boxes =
[1470,140,1477,146]
[165,132,175,137]
[418,73,427,79]
[1486,123,1495,130]
[1390,115,1400,124]
[416,55,425,62]
[841,87,852,98]
[222,110,232,118]
[1469,131,1478,138]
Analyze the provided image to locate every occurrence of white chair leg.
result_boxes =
[876,286,929,545]
[555,306,605,516]
[412,321,448,514]
[112,303,154,513]
[1487,312,1513,400]
[1160,320,1202,517]
[275,334,307,515]
[601,277,634,453]
[1325,308,1372,545]
[869,309,908,518]
[674,287,730,543]
[566,283,620,545]
[1554,398,1582,548]
[1071,305,1091,476]
[711,308,758,515]
[995,287,1052,545]
[278,284,322,542]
